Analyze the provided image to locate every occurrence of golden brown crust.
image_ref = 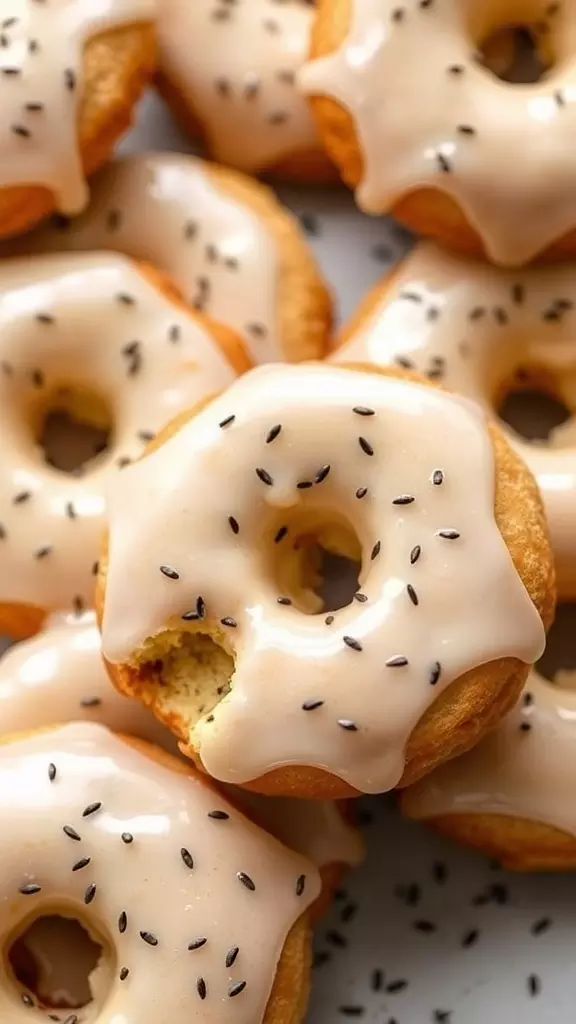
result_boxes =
[416,812,576,872]
[0,24,156,239]
[98,364,555,799]
[306,0,576,261]
[155,67,338,185]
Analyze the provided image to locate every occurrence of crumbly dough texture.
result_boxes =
[0,24,155,239]
[97,366,555,799]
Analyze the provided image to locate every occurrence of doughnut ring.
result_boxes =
[333,242,576,597]
[0,0,154,239]
[300,0,576,265]
[98,363,552,799]
[155,0,334,182]
[0,722,320,1021]
[12,152,332,364]
[0,250,249,638]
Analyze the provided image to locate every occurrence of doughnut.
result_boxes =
[332,242,576,597]
[0,611,363,897]
[0,721,321,1020]
[0,0,155,239]
[299,0,576,265]
[0,250,249,638]
[97,363,553,799]
[402,666,576,871]
[10,152,332,364]
[155,0,334,182]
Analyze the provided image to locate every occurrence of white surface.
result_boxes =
[4,88,576,1023]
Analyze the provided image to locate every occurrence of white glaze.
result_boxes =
[0,613,362,870]
[300,0,576,265]
[101,363,545,794]
[0,0,153,215]
[158,0,320,173]
[403,668,576,843]
[333,241,576,595]
[12,153,284,363]
[0,250,237,617]
[0,722,320,1023]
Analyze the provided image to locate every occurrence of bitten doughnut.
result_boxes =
[0,250,249,638]
[11,152,332,364]
[0,722,320,1021]
[0,611,364,891]
[333,242,576,597]
[0,0,155,239]
[98,363,552,799]
[300,0,576,265]
[402,666,576,871]
[155,0,333,181]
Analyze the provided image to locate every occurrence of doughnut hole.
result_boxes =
[495,365,572,444]
[7,910,113,1014]
[477,25,551,83]
[32,384,113,475]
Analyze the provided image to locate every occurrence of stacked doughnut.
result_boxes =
[0,2,570,1022]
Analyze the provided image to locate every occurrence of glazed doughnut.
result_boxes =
[10,152,332,364]
[300,0,576,265]
[402,666,576,871]
[0,250,249,638]
[0,0,155,239]
[155,0,334,181]
[98,363,553,799]
[332,242,576,597]
[0,721,321,1021]
[0,611,363,896]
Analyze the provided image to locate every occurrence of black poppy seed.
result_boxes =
[523,691,534,707]
[371,969,384,992]
[266,424,282,444]
[72,857,91,872]
[228,515,240,534]
[356,487,368,499]
[256,467,273,486]
[277,596,292,606]
[19,883,41,895]
[65,501,77,520]
[434,1012,452,1023]
[82,801,102,818]
[137,430,155,443]
[386,979,408,993]
[341,903,358,924]
[462,929,479,948]
[116,292,135,306]
[159,565,180,580]
[343,635,363,652]
[237,871,256,891]
[107,206,122,230]
[84,883,97,905]
[427,307,440,322]
[14,490,31,504]
[437,529,460,540]
[295,873,306,896]
[188,937,207,950]
[353,406,375,417]
[520,721,532,732]
[337,719,358,731]
[315,464,331,484]
[11,121,30,138]
[28,38,39,53]
[338,1007,365,1017]
[80,696,101,708]
[169,324,181,343]
[448,63,465,74]
[226,945,240,968]
[436,152,451,173]
[457,124,476,135]
[181,848,194,870]
[183,219,198,240]
[229,981,247,998]
[512,283,525,305]
[371,541,381,560]
[140,931,158,947]
[326,929,348,948]
[122,832,133,844]
[400,291,422,303]
[429,661,442,685]
[63,825,81,841]
[219,414,236,429]
[21,993,34,1007]
[73,596,85,615]
[182,609,200,621]
[354,592,368,602]
[274,525,288,544]
[197,978,207,1000]
[528,974,541,996]
[120,968,129,981]
[358,436,374,456]
[392,494,414,505]
[386,655,408,667]
[220,616,238,628]
[64,68,76,91]
[48,762,56,782]
[325,614,334,625]
[246,321,267,339]
[36,312,54,325]
[297,480,313,490]
[555,89,565,107]
[395,355,414,370]
[118,911,128,933]
[493,306,508,325]
[2,66,20,75]
[207,809,229,820]
[413,919,437,933]
[34,545,52,559]
[2,16,18,27]
[531,917,552,936]
[432,469,444,485]
[300,697,325,715]
[407,584,419,606]
[409,545,422,565]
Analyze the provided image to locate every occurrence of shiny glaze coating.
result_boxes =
[101,364,545,794]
